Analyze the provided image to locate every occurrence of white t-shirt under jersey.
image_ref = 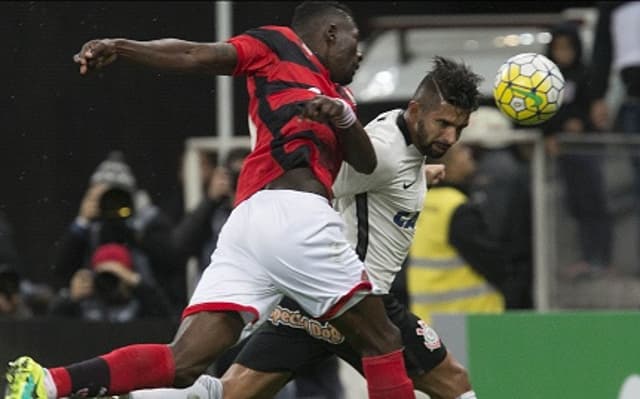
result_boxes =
[333,108,426,293]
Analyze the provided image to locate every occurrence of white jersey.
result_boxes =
[333,109,426,293]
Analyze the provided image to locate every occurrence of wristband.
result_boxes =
[333,98,357,129]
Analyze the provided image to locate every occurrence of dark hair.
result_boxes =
[414,56,483,112]
[292,1,353,33]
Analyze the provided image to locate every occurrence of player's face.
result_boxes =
[326,17,362,85]
[409,101,470,158]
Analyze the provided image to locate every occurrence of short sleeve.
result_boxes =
[333,134,397,197]
[227,34,273,76]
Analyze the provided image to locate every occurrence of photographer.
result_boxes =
[50,151,185,313]
[49,243,173,322]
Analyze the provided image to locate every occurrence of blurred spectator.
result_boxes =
[49,243,174,322]
[407,142,505,324]
[50,151,186,313]
[0,210,54,316]
[0,264,32,320]
[172,147,250,274]
[589,1,640,272]
[543,22,613,279]
[161,149,219,226]
[464,106,534,309]
[589,1,640,136]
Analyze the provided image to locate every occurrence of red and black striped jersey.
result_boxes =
[227,25,356,206]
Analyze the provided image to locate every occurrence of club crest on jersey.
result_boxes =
[416,320,441,351]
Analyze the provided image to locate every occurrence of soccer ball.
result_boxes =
[493,53,565,126]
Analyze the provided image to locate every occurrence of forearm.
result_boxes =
[338,121,377,174]
[109,38,236,74]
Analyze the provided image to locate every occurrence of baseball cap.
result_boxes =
[91,243,133,271]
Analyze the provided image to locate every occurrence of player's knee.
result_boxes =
[168,339,217,388]
[448,361,472,392]
[172,360,209,388]
[414,353,472,397]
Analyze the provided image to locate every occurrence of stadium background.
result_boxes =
[7,2,640,398]
[0,0,594,282]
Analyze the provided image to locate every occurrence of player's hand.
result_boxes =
[73,39,118,75]
[424,164,446,186]
[300,95,356,129]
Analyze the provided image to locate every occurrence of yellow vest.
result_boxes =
[408,186,505,324]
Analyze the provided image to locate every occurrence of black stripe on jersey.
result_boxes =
[355,193,369,261]
[396,110,412,146]
[254,76,323,171]
[246,28,320,73]
[271,130,323,170]
[260,80,315,96]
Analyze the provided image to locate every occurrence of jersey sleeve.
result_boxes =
[227,33,273,76]
[333,133,396,197]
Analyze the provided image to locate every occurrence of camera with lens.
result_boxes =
[97,187,136,245]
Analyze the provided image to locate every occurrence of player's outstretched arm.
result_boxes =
[300,95,376,174]
[73,38,237,76]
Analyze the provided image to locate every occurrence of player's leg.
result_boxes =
[4,198,270,399]
[377,295,475,399]
[3,312,243,399]
[262,191,414,398]
[411,353,473,399]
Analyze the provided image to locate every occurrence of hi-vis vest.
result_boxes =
[408,186,505,324]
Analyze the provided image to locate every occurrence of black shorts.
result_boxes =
[234,295,447,377]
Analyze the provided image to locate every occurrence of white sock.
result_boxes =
[129,375,223,399]
[42,369,57,399]
[458,391,477,399]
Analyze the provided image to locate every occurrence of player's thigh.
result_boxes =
[221,364,291,399]
[234,313,338,373]
[383,295,447,373]
[330,294,402,355]
[257,190,372,319]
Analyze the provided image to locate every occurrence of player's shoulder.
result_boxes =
[364,109,405,144]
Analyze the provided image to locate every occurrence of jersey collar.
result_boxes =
[395,110,413,147]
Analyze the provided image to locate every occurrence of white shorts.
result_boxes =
[184,189,372,336]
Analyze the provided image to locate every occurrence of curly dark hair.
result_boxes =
[413,56,483,112]
[291,1,354,33]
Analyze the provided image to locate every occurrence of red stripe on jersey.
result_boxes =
[227,26,356,206]
[317,281,373,321]
[182,302,260,322]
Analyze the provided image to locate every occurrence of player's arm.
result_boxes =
[301,96,376,174]
[73,38,237,76]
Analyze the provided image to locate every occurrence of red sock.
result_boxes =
[362,349,415,399]
[49,344,175,397]
[102,344,175,393]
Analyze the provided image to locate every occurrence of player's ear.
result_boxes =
[326,23,337,43]
[407,100,421,117]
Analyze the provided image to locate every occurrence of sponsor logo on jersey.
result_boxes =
[269,306,345,344]
[393,210,419,229]
[416,320,442,351]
